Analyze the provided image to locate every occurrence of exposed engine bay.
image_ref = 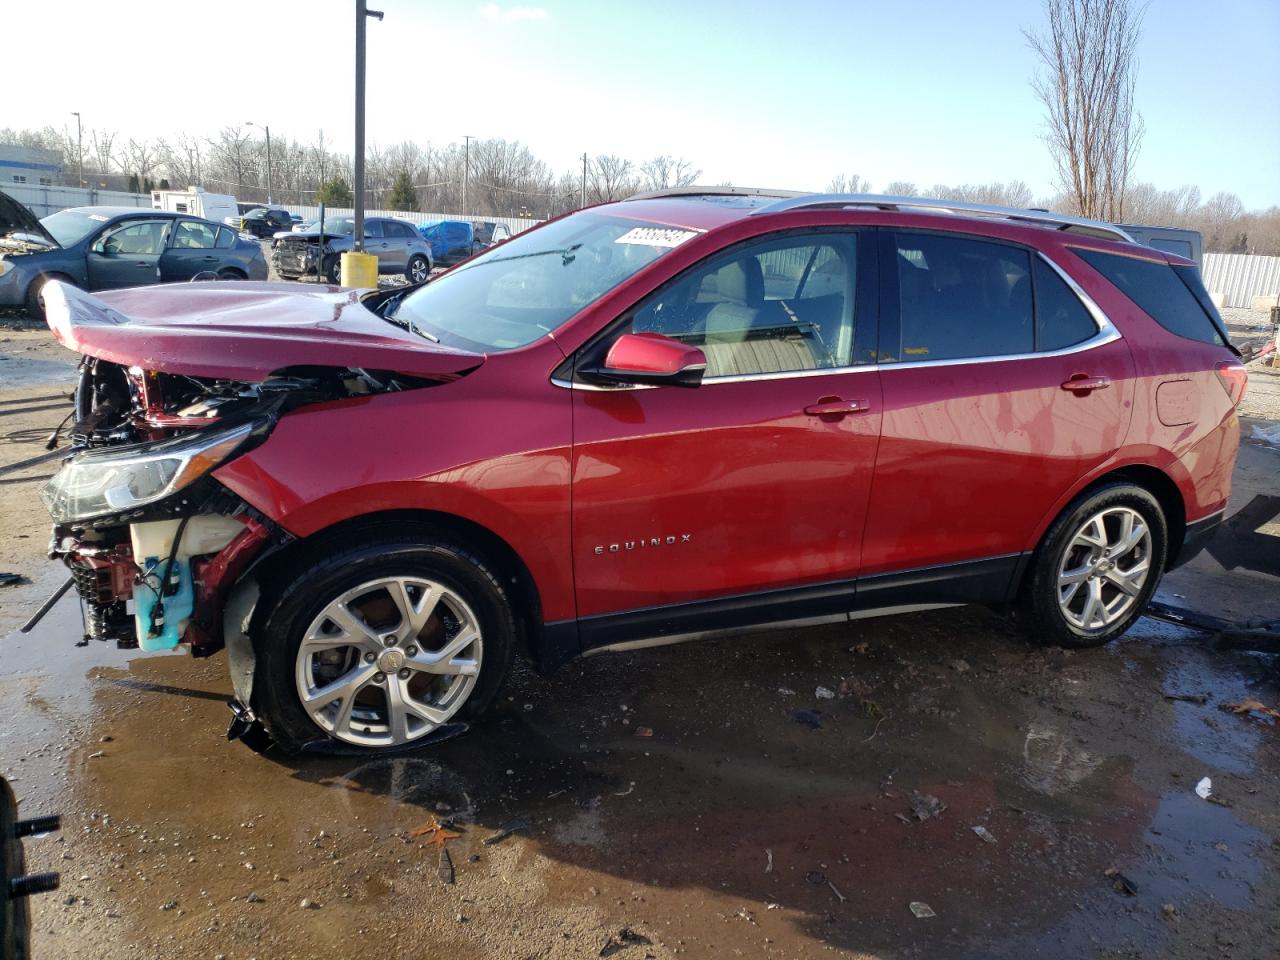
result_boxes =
[45,357,435,652]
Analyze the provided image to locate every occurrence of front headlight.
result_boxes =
[40,422,258,524]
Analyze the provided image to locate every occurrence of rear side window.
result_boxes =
[216,227,236,249]
[1035,259,1097,351]
[893,233,1033,361]
[1074,248,1224,346]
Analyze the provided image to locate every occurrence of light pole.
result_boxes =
[354,0,384,252]
[71,112,83,188]
[246,121,273,204]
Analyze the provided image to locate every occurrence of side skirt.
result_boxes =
[536,553,1026,671]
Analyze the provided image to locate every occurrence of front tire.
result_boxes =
[252,536,515,754]
[406,254,430,284]
[1020,482,1167,648]
[323,255,342,285]
[24,272,77,320]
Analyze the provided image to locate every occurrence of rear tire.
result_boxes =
[216,268,246,281]
[252,536,515,754]
[1019,482,1167,648]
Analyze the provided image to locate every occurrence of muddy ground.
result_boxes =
[1,327,1278,960]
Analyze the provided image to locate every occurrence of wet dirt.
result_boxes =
[0,373,1277,959]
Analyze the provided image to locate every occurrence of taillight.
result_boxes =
[1215,360,1248,407]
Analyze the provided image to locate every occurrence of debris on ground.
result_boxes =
[599,927,652,958]
[1195,777,1213,800]
[735,907,757,924]
[438,846,455,885]
[299,898,319,909]
[633,726,653,738]
[804,870,827,885]
[948,658,971,673]
[909,791,947,821]
[1104,867,1138,896]
[971,825,997,844]
[0,572,25,587]
[792,709,822,729]
[482,817,531,846]
[245,892,263,903]
[827,879,847,903]
[909,901,936,918]
[409,817,462,848]
[777,687,796,696]
[815,686,836,700]
[850,641,870,655]
[1162,903,1179,920]
[613,782,635,797]
[1162,690,1209,704]
[765,848,773,873]
[1219,699,1280,724]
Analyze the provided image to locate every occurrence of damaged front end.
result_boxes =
[42,357,428,654]
[273,234,332,280]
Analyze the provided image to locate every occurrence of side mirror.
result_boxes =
[584,332,706,388]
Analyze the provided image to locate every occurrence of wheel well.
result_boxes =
[1100,465,1187,565]
[217,267,248,279]
[254,509,544,657]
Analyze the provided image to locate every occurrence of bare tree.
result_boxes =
[1026,0,1145,219]
[118,138,157,190]
[89,129,116,176]
[883,181,920,196]
[588,155,636,203]
[826,173,872,193]
[638,155,701,192]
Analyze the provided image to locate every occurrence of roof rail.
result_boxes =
[749,193,1134,243]
[625,186,804,202]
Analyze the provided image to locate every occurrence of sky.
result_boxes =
[8,0,1279,208]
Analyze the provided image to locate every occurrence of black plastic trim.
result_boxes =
[536,553,1026,670]
[1168,510,1224,570]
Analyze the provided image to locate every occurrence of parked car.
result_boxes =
[36,189,1245,755]
[1115,223,1203,268]
[274,216,433,284]
[238,207,294,239]
[0,190,267,317]
[416,219,512,268]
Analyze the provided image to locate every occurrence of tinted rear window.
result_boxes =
[1073,248,1224,346]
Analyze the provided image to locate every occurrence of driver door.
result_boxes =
[86,218,170,290]
[568,229,882,640]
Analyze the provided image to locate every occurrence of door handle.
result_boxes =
[201,256,219,262]
[804,398,868,417]
[134,261,149,268]
[1060,375,1112,394]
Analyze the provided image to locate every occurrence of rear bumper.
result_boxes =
[1168,508,1225,569]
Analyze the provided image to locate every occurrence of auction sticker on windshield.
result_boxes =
[614,226,701,248]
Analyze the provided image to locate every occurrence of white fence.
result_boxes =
[278,204,541,236]
[4,182,151,217]
[1203,253,1280,309]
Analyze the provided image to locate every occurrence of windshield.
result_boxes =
[386,212,700,351]
[314,218,355,235]
[40,210,107,247]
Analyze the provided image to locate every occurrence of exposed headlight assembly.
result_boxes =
[40,421,259,523]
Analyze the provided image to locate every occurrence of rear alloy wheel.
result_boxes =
[1021,482,1167,648]
[25,273,76,320]
[406,254,430,284]
[254,537,514,753]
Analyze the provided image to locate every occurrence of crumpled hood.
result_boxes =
[42,280,484,382]
[0,188,59,250]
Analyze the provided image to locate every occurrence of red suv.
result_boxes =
[38,190,1247,754]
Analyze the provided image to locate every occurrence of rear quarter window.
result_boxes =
[1073,248,1224,347]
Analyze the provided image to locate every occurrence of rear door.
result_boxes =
[859,229,1135,600]
[86,218,171,290]
[569,229,882,635]
[160,219,222,281]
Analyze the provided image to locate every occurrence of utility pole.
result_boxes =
[463,135,474,215]
[71,112,83,188]
[246,121,273,203]
[354,0,384,252]
[580,152,588,208]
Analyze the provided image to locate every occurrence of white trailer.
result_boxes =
[150,189,238,225]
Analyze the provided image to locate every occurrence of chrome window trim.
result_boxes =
[550,251,1120,390]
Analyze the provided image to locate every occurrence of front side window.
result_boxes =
[623,232,857,377]
[893,233,1033,362]
[386,212,696,352]
[173,220,218,249]
[98,220,171,256]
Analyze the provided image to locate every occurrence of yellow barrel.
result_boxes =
[339,251,379,288]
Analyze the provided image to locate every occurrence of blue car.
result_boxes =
[416,219,512,269]
[0,190,268,317]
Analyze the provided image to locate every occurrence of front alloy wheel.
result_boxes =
[296,576,482,748]
[253,536,515,754]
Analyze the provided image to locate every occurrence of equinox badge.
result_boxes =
[594,534,692,556]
